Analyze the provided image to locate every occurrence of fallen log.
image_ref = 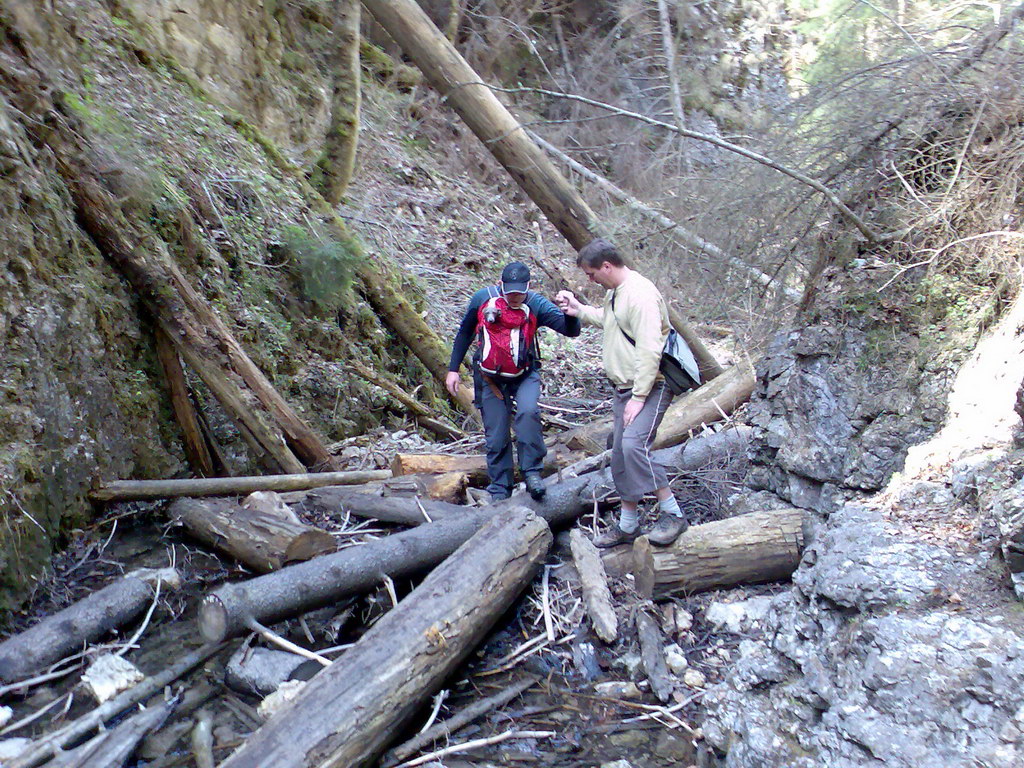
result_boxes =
[602,507,810,596]
[0,570,179,684]
[8,643,224,768]
[198,474,609,642]
[218,508,551,768]
[382,675,539,767]
[349,360,467,441]
[89,469,391,503]
[377,471,470,504]
[45,696,178,768]
[569,529,617,643]
[295,486,464,526]
[155,328,215,478]
[169,492,336,573]
[391,450,579,484]
[555,362,755,455]
[636,611,673,703]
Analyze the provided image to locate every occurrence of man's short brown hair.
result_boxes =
[577,238,625,268]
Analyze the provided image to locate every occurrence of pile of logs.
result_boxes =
[0,411,812,767]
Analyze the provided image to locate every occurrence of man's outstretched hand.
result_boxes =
[556,290,582,316]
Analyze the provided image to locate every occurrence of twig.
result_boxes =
[114,577,162,658]
[384,675,540,767]
[9,642,225,768]
[475,84,880,241]
[191,709,215,768]
[246,619,331,667]
[417,689,448,734]
[0,691,73,735]
[394,729,556,768]
[541,566,556,643]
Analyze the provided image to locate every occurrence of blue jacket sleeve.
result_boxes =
[448,288,488,372]
[528,292,581,337]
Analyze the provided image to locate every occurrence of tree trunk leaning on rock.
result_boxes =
[218,509,552,768]
[311,0,361,205]
[601,507,809,596]
[360,0,722,379]
[168,493,336,573]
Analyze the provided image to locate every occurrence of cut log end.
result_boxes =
[198,596,230,644]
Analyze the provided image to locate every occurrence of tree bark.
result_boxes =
[168,493,336,573]
[46,698,177,768]
[569,529,617,643]
[154,328,215,478]
[90,469,391,503]
[0,573,174,683]
[360,0,722,379]
[602,507,810,596]
[377,471,470,503]
[312,0,361,205]
[198,474,605,642]
[636,610,673,703]
[555,361,755,455]
[9,643,224,768]
[217,508,551,768]
[294,485,464,526]
[391,450,579,484]
[349,360,466,440]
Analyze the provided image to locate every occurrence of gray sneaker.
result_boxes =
[648,513,689,546]
[593,525,640,548]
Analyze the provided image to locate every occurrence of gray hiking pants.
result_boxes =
[479,369,545,499]
[610,381,673,502]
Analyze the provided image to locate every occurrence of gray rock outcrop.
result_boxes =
[703,503,1024,768]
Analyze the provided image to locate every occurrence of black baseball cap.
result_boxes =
[501,261,530,293]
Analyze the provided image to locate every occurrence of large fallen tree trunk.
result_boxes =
[168,493,336,573]
[218,508,551,768]
[89,469,391,503]
[555,362,755,455]
[602,507,810,596]
[0,569,178,684]
[199,474,606,642]
[360,0,722,381]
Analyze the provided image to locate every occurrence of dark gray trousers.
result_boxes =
[610,381,673,502]
[479,369,545,499]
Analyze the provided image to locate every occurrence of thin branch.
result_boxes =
[477,82,880,241]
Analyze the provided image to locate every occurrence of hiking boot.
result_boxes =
[593,525,640,548]
[648,513,689,546]
[525,472,546,501]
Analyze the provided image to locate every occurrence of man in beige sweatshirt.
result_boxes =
[556,238,689,547]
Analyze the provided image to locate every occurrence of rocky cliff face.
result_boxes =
[703,273,1024,767]
[0,0,378,612]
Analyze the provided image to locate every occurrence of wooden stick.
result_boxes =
[383,675,539,766]
[90,470,392,503]
[155,328,215,477]
[9,643,224,768]
[350,360,467,441]
[190,710,214,768]
[395,730,555,768]
[569,529,617,643]
[636,611,674,703]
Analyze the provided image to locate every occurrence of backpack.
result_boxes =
[611,291,701,396]
[476,290,539,378]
